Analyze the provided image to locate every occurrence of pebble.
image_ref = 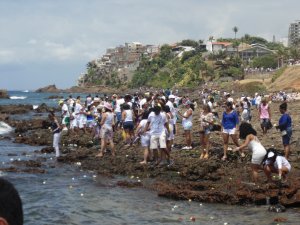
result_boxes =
[80,193,84,197]
[42,181,46,185]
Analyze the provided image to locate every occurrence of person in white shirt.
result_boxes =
[178,101,194,150]
[264,151,291,182]
[135,112,151,164]
[143,106,170,164]
[59,100,70,131]
[114,95,125,128]
[166,95,177,136]
[122,103,135,146]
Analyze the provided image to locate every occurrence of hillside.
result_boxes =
[269,66,300,91]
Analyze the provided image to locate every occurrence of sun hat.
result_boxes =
[103,102,113,111]
[58,100,64,105]
[169,94,176,99]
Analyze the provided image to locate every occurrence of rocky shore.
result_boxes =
[1,99,300,207]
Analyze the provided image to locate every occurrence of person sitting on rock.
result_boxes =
[235,122,267,183]
[263,151,291,183]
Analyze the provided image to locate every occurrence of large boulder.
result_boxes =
[35,85,61,93]
[0,89,9,99]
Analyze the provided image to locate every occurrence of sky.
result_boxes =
[0,0,299,90]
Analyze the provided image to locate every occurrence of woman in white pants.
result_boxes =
[49,112,62,157]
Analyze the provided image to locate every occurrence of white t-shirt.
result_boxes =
[166,101,176,124]
[275,156,291,170]
[147,112,167,136]
[139,98,147,109]
[139,119,150,136]
[62,104,70,117]
[115,98,125,113]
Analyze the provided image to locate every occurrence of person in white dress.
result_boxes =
[235,122,267,183]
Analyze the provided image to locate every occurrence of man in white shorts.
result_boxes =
[143,106,170,164]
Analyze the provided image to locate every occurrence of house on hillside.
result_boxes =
[237,43,275,61]
[172,46,195,57]
[206,41,232,53]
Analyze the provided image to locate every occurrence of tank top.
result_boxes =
[183,109,193,125]
[104,112,114,128]
[124,110,133,122]
[260,104,269,119]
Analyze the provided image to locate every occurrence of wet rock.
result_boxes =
[11,160,42,168]
[0,104,32,114]
[116,180,143,188]
[40,147,54,154]
[47,95,63,99]
[34,103,57,113]
[0,89,9,99]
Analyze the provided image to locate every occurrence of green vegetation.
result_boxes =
[251,55,277,69]
[271,66,287,82]
[82,33,300,89]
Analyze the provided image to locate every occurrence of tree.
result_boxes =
[233,26,239,39]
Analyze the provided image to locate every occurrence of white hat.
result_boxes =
[267,152,275,158]
[169,94,176,99]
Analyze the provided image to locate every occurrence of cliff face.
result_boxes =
[0,89,9,99]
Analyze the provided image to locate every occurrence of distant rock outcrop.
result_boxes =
[0,89,9,99]
[35,85,61,93]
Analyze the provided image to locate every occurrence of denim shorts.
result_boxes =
[282,127,292,145]
[123,121,134,131]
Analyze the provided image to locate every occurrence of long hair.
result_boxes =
[239,122,257,139]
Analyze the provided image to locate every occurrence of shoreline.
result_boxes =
[1,99,300,207]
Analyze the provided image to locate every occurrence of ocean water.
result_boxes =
[0,91,300,225]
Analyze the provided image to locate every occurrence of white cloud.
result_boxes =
[0,0,299,89]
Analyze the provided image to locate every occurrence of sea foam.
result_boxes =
[0,122,14,135]
[10,96,27,100]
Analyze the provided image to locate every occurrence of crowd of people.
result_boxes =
[48,88,294,184]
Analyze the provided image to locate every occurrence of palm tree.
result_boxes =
[233,26,239,39]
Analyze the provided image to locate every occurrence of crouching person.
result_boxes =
[263,150,291,182]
